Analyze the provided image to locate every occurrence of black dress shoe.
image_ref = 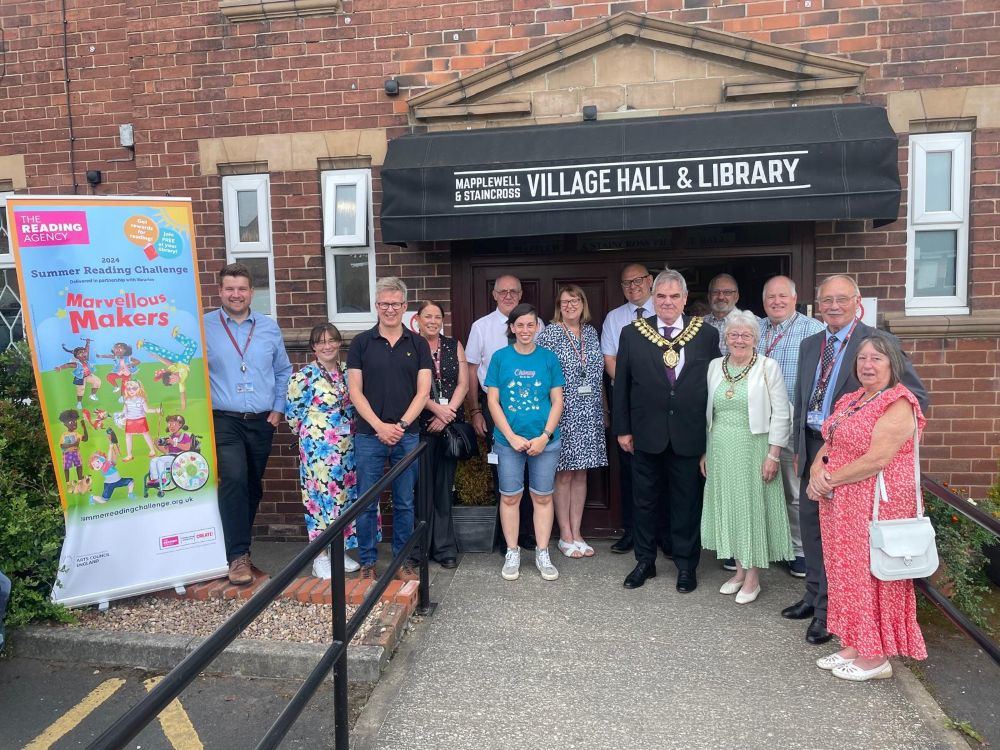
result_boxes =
[806,617,833,645]
[623,561,656,589]
[610,532,633,554]
[781,599,815,620]
[437,557,458,569]
[676,570,697,593]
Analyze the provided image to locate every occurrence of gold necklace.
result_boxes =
[721,351,757,399]
[634,316,704,368]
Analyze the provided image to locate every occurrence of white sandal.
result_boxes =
[832,661,892,681]
[576,540,595,557]
[816,653,854,671]
[557,539,583,558]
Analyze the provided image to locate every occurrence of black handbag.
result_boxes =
[441,421,479,461]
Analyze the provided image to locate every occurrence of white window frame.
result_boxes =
[222,174,276,318]
[0,192,14,269]
[905,132,971,316]
[322,168,376,328]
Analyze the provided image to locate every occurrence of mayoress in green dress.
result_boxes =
[700,310,793,605]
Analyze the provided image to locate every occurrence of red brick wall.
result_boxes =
[3,0,998,533]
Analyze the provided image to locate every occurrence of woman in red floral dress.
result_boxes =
[807,332,927,682]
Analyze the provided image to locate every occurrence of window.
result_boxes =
[905,132,970,316]
[0,192,26,350]
[222,174,276,317]
[322,169,375,326]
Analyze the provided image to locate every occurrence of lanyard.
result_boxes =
[220,311,256,373]
[827,388,883,444]
[815,317,859,397]
[762,313,797,357]
[561,323,586,374]
[317,361,347,398]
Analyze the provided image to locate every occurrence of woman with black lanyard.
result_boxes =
[417,301,469,569]
[537,284,608,559]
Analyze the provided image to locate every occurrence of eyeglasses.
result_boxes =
[621,274,650,289]
[495,288,521,298]
[711,289,738,297]
[818,295,856,307]
[314,338,342,347]
[725,332,754,341]
[559,299,582,308]
[375,301,405,311]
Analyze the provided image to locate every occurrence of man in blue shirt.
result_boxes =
[204,263,292,585]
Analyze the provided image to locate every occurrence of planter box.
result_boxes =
[453,505,498,553]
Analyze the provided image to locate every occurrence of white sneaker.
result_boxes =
[343,554,360,573]
[501,547,521,580]
[312,554,332,579]
[535,547,559,581]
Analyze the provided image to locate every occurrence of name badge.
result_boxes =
[806,410,823,430]
[486,451,499,465]
[236,382,255,394]
[437,397,449,405]
[577,384,593,395]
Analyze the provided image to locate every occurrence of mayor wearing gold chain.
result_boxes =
[612,268,719,592]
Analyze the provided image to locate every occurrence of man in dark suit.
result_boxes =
[613,269,720,592]
[783,274,929,644]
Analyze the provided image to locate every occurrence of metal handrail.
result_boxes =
[88,440,433,750]
[919,475,1000,668]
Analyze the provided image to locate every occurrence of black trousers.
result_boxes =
[214,413,275,562]
[479,390,535,547]
[421,431,459,560]
[632,444,703,572]
[799,432,828,620]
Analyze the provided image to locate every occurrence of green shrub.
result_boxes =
[0,343,74,627]
[924,479,1000,634]
[454,436,495,506]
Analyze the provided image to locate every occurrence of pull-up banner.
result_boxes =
[8,196,226,608]
[381,104,902,242]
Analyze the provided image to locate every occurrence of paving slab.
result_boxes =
[357,542,966,750]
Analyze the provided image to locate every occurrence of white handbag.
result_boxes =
[868,414,939,581]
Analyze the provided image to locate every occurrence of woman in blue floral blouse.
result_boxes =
[286,322,379,579]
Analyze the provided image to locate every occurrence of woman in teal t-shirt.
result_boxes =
[485,303,565,583]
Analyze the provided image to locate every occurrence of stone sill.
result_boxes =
[883,312,1000,339]
[220,0,342,23]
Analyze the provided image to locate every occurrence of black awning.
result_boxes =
[379,104,900,243]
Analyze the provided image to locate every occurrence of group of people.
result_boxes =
[207,260,931,683]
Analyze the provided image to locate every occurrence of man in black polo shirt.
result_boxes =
[347,276,432,579]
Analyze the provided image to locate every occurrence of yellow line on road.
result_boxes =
[144,676,205,750]
[24,678,126,750]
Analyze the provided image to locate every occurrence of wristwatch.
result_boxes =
[397,419,410,429]
[541,429,553,439]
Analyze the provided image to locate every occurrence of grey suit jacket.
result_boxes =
[792,321,929,477]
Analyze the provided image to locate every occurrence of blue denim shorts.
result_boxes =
[495,438,560,497]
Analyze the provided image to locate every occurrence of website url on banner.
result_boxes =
[80,496,194,521]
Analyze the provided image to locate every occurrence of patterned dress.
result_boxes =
[285,361,380,547]
[537,323,608,471]
[701,364,794,568]
[820,383,927,659]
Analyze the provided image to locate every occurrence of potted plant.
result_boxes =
[452,436,498,553]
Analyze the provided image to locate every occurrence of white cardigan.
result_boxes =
[705,355,791,448]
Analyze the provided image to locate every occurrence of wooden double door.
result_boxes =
[449,224,813,535]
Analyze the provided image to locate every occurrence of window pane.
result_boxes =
[334,184,358,236]
[241,257,272,315]
[0,207,9,258]
[237,190,260,243]
[924,151,953,212]
[914,230,957,297]
[334,254,370,313]
[0,268,24,351]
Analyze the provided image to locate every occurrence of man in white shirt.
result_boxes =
[601,263,653,554]
[466,274,543,548]
[705,273,741,354]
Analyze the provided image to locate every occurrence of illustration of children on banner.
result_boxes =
[138,326,198,410]
[57,409,89,485]
[89,442,135,505]
[55,339,101,408]
[98,342,140,403]
[120,379,161,461]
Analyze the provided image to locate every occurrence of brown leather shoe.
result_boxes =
[228,554,253,586]
[396,560,419,582]
[360,564,377,581]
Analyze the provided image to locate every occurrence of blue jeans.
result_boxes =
[495,439,560,496]
[354,432,419,566]
[0,569,10,651]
